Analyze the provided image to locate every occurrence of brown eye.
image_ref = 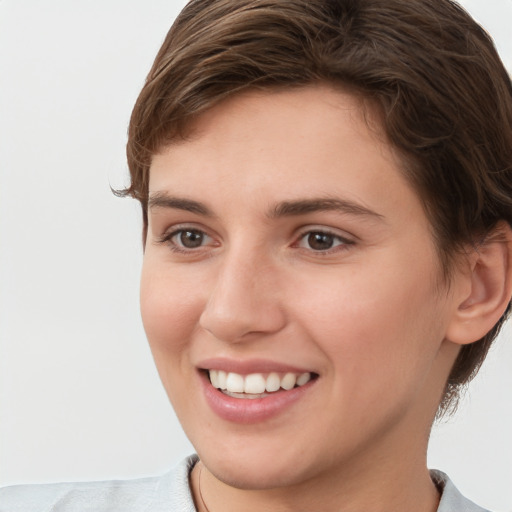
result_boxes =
[307,232,336,251]
[160,226,216,253]
[296,230,350,252]
[177,230,205,248]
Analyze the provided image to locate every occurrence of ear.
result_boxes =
[446,222,512,345]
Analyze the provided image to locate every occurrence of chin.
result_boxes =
[200,452,312,490]
[191,425,337,492]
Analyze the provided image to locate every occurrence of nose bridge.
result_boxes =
[199,242,285,343]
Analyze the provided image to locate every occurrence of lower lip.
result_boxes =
[200,372,316,424]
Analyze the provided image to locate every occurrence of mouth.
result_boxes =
[207,369,317,399]
[199,362,319,423]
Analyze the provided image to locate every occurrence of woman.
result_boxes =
[2,0,512,510]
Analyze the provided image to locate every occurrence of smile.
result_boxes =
[208,370,313,398]
[198,359,319,423]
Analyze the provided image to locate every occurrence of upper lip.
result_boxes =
[197,357,315,375]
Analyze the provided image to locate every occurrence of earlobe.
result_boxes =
[446,222,512,346]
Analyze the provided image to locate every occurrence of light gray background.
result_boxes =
[0,1,511,510]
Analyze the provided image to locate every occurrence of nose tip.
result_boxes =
[199,266,286,343]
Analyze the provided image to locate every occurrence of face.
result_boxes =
[141,86,459,490]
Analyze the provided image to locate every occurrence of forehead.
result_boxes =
[148,86,418,216]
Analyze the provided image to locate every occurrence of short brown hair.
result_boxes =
[123,0,512,413]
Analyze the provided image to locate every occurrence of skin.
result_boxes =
[141,85,471,512]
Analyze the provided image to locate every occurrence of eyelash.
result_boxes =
[294,228,354,254]
[157,227,215,254]
[157,226,354,255]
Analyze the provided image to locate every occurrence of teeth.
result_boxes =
[210,370,219,388]
[208,370,313,395]
[244,373,266,394]
[226,372,244,393]
[225,391,267,399]
[217,370,227,389]
[266,372,281,392]
[297,372,311,386]
[281,372,296,390]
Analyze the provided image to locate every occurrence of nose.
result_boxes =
[199,250,287,343]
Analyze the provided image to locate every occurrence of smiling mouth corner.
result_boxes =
[205,369,317,398]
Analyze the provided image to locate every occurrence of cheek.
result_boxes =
[291,261,446,391]
[140,262,202,358]
[139,263,207,415]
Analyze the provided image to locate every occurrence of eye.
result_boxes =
[173,229,209,249]
[297,230,351,252]
[158,227,215,252]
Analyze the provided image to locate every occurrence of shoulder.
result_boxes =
[431,470,492,512]
[0,455,199,512]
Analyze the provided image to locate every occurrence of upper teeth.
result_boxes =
[209,370,312,394]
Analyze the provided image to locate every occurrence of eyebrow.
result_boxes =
[148,192,214,217]
[269,197,384,220]
[148,192,384,221]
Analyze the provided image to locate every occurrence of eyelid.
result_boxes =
[295,225,355,241]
